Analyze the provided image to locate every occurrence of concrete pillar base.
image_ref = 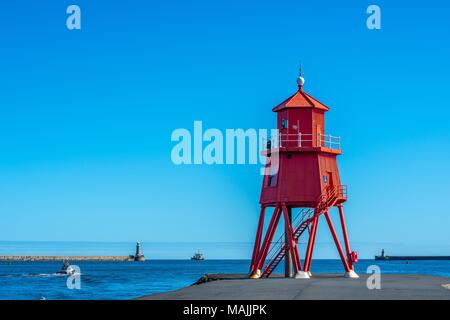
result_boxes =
[249,269,261,279]
[344,270,359,278]
[294,271,310,279]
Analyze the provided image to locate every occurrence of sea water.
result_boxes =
[1,242,449,300]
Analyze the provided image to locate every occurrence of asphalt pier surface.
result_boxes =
[140,273,450,300]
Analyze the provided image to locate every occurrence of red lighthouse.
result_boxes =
[250,71,358,279]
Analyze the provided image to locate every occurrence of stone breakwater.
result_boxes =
[0,256,135,262]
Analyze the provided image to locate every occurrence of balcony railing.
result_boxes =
[263,133,341,151]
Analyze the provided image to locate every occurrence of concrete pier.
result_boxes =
[140,273,450,300]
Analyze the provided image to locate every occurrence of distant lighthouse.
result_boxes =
[134,241,145,262]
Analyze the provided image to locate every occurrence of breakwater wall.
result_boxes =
[0,256,135,262]
[375,256,450,261]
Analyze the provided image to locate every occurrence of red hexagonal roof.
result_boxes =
[272,87,329,112]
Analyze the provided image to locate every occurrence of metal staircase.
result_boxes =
[261,185,345,278]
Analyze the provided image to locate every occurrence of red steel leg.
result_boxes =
[337,204,353,269]
[250,206,266,271]
[281,205,300,274]
[256,206,282,271]
[306,218,319,272]
[324,212,351,272]
[304,215,319,271]
[292,241,302,272]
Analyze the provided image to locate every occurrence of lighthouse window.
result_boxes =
[268,173,278,187]
[281,119,288,129]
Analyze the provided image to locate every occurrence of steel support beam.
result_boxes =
[337,204,353,269]
[250,206,266,271]
[324,211,351,272]
[283,206,293,277]
[304,215,319,272]
[281,205,301,276]
[255,207,282,271]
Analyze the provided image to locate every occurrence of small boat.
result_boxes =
[191,251,204,261]
[56,261,76,275]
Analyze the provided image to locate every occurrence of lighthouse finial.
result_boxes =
[297,62,305,89]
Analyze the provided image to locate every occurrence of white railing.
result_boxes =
[262,132,341,151]
[315,133,341,149]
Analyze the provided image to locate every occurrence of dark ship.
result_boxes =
[191,251,204,261]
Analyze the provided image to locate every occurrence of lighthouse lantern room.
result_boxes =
[250,71,359,279]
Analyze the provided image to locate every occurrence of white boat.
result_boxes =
[56,261,76,275]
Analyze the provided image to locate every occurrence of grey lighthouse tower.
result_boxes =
[133,241,145,262]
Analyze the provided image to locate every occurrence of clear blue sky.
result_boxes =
[0,0,449,258]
